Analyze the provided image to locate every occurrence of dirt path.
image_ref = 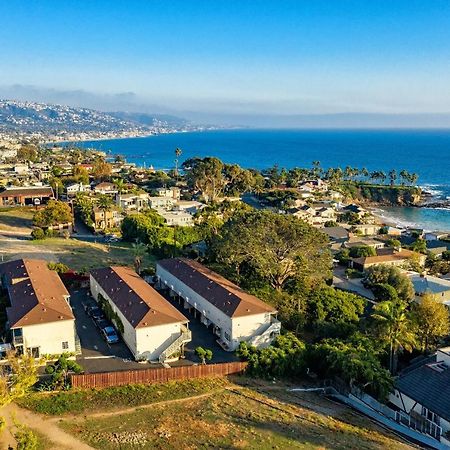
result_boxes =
[51,389,225,422]
[0,402,94,450]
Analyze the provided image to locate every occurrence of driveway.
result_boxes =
[70,289,157,373]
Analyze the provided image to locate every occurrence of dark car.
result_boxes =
[95,318,110,330]
[86,306,105,321]
[101,326,120,344]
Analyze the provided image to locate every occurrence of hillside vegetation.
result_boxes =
[338,182,422,206]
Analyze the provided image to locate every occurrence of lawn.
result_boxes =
[0,207,35,232]
[17,377,228,415]
[58,385,412,450]
[24,238,156,271]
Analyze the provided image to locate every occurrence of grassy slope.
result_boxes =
[19,377,412,450]
[0,207,34,231]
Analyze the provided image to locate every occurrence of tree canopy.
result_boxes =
[33,200,72,227]
[210,210,332,291]
[365,264,414,302]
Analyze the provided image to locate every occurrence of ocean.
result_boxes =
[72,129,450,231]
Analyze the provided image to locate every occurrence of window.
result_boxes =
[224,332,231,342]
[62,341,69,350]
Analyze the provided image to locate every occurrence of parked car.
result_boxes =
[95,318,110,330]
[86,306,105,321]
[101,326,119,344]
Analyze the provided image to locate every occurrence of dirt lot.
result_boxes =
[0,207,35,232]
[0,235,155,271]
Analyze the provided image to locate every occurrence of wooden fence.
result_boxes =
[70,361,248,389]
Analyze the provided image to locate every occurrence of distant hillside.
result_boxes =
[110,111,190,128]
[0,99,147,134]
[0,100,196,141]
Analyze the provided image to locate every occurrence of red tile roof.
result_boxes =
[0,259,74,328]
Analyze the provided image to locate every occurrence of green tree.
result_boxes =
[113,178,126,194]
[348,245,376,258]
[306,286,366,326]
[183,157,225,202]
[0,352,38,407]
[44,353,83,389]
[73,165,89,184]
[131,241,147,274]
[411,238,427,254]
[371,299,417,374]
[97,194,113,213]
[412,294,450,352]
[307,334,393,400]
[365,264,414,301]
[195,346,213,364]
[33,200,72,227]
[210,210,331,291]
[14,427,38,450]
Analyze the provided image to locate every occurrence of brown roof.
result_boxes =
[0,186,54,198]
[353,249,422,267]
[0,259,74,328]
[157,258,276,318]
[90,266,188,328]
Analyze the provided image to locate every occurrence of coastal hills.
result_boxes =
[0,99,200,142]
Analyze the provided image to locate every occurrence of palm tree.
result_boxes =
[131,241,147,274]
[174,147,182,180]
[97,195,113,213]
[114,178,125,194]
[388,169,397,186]
[371,300,416,374]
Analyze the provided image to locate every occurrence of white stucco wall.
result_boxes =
[156,264,274,351]
[390,389,450,435]
[90,274,184,360]
[19,319,76,356]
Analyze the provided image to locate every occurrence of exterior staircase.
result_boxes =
[158,325,192,366]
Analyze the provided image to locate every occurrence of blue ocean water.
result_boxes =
[75,129,450,231]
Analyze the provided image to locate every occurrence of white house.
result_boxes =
[89,266,191,363]
[156,258,281,351]
[0,259,76,357]
[93,182,118,195]
[66,182,91,196]
[425,231,449,242]
[155,186,181,200]
[389,347,450,445]
[117,193,149,212]
[148,196,175,209]
[157,210,194,227]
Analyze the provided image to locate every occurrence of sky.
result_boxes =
[1,1,450,126]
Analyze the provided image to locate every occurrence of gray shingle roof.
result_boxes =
[395,363,450,422]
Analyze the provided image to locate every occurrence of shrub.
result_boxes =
[31,227,45,240]
[14,427,38,450]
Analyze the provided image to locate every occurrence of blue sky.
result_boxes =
[1,1,450,122]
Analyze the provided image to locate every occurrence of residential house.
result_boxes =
[385,226,403,236]
[425,231,449,242]
[89,266,191,362]
[0,259,77,357]
[157,210,194,227]
[93,207,123,230]
[344,238,386,251]
[389,348,450,445]
[66,182,91,196]
[351,224,381,236]
[321,226,350,244]
[156,258,281,351]
[117,193,149,212]
[407,272,450,304]
[0,186,54,206]
[351,249,426,272]
[93,182,118,195]
[148,196,175,209]
[14,164,29,175]
[173,200,205,215]
[155,186,181,200]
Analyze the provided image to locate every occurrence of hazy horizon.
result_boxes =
[2,1,450,127]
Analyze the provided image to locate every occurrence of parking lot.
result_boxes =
[70,289,153,373]
[154,286,239,365]
[70,286,238,373]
